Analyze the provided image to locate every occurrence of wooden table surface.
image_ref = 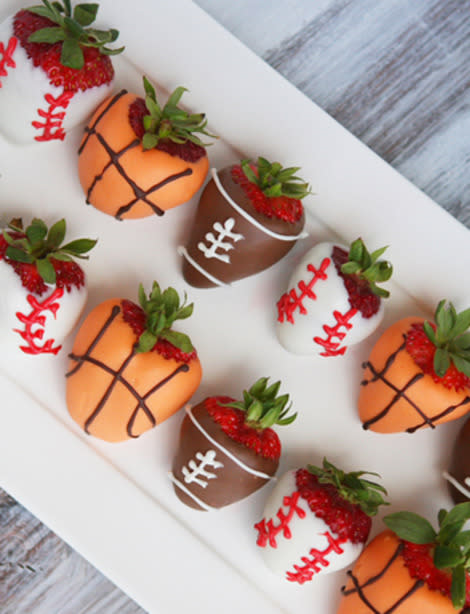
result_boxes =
[1,1,469,612]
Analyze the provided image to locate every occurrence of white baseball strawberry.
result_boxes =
[276,238,393,356]
[254,459,388,584]
[0,0,123,144]
[0,217,96,356]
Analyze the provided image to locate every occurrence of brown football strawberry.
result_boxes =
[0,217,95,356]
[170,377,296,510]
[337,504,470,613]
[255,459,387,583]
[179,157,310,287]
[0,0,123,144]
[359,300,470,433]
[78,77,215,220]
[66,281,202,442]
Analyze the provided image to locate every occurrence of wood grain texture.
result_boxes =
[1,1,469,613]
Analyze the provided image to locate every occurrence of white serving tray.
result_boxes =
[1,1,470,613]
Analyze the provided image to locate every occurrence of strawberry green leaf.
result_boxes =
[28,27,66,44]
[452,355,470,378]
[161,330,193,354]
[383,511,437,543]
[341,238,392,298]
[434,348,451,377]
[63,0,71,15]
[36,257,56,284]
[26,220,48,246]
[61,238,97,254]
[451,565,466,609]
[5,247,35,263]
[60,38,84,69]
[47,219,67,248]
[73,3,98,26]
[433,545,464,569]
[137,330,157,353]
[439,502,470,531]
[423,321,437,345]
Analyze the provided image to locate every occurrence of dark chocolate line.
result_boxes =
[342,543,403,596]
[361,369,426,430]
[83,346,138,434]
[114,167,193,220]
[66,305,121,377]
[126,363,189,437]
[407,395,470,433]
[86,138,140,202]
[78,89,128,154]
[361,338,406,386]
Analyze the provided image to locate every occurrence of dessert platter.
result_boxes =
[1,0,470,613]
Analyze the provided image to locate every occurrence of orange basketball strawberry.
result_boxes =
[66,281,202,442]
[359,300,470,433]
[337,503,470,613]
[78,77,215,220]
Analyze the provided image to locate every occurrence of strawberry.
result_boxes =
[0,0,123,144]
[0,217,95,356]
[276,238,393,356]
[170,377,296,510]
[78,76,216,220]
[254,458,387,583]
[359,300,470,433]
[445,416,470,505]
[66,281,202,442]
[179,156,310,287]
[337,503,470,613]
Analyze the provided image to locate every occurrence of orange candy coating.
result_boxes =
[358,317,470,433]
[66,298,202,442]
[337,530,456,614]
[78,91,209,220]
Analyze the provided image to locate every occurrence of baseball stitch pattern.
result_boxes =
[286,531,348,584]
[361,337,470,432]
[0,36,17,85]
[78,89,193,219]
[14,288,64,355]
[66,304,189,437]
[255,490,306,548]
[33,91,73,141]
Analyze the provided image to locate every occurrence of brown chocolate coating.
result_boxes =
[171,401,278,510]
[182,166,305,287]
[446,416,470,504]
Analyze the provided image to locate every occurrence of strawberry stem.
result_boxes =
[240,157,311,200]
[340,237,393,298]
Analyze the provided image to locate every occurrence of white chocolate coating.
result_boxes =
[276,242,383,355]
[257,470,363,581]
[0,16,113,144]
[0,258,87,356]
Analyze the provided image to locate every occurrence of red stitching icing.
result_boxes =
[255,491,306,548]
[286,531,348,584]
[0,36,17,86]
[32,91,74,141]
[313,307,358,356]
[277,258,330,324]
[14,288,64,355]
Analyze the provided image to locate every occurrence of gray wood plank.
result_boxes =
[1,1,469,613]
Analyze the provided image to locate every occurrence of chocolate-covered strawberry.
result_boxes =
[444,416,470,504]
[66,282,202,442]
[276,238,393,356]
[78,76,215,220]
[179,157,310,288]
[338,504,470,613]
[170,377,296,511]
[255,459,387,584]
[0,0,123,144]
[0,217,95,356]
[359,300,470,433]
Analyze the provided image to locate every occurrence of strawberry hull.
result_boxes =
[255,470,364,583]
[0,257,87,356]
[276,242,384,356]
[0,15,113,144]
[180,166,306,288]
[170,402,278,511]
